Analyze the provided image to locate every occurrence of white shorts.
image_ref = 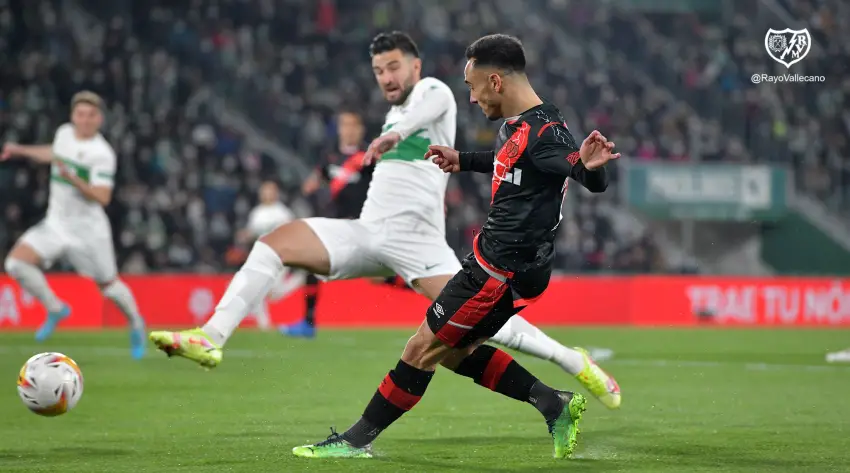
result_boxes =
[20,220,117,284]
[303,217,462,285]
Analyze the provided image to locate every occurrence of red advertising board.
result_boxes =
[1,274,849,329]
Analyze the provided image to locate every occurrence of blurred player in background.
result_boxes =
[1,91,146,359]
[150,32,619,410]
[280,109,375,338]
[236,180,299,330]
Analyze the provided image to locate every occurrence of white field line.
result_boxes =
[1,345,848,372]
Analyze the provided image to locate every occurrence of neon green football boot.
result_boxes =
[549,392,587,459]
[574,347,621,409]
[292,428,373,459]
[149,328,222,369]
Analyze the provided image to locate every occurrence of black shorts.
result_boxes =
[426,246,551,349]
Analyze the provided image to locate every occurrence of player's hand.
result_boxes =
[424,145,461,173]
[363,132,402,166]
[1,142,21,161]
[579,130,621,170]
[53,159,73,179]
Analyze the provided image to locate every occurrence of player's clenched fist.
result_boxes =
[424,145,461,173]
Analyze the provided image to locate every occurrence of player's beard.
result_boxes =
[388,80,415,106]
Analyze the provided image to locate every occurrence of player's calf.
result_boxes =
[4,253,65,314]
[293,322,448,458]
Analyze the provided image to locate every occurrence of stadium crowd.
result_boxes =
[599,0,849,214]
[19,0,845,276]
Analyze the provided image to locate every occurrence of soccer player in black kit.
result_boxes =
[279,110,373,338]
[280,110,409,338]
[292,34,620,460]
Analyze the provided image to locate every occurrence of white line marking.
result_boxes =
[1,345,847,372]
[606,358,850,372]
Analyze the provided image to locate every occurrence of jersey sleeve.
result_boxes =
[384,80,453,141]
[529,124,608,193]
[458,151,495,173]
[89,146,117,188]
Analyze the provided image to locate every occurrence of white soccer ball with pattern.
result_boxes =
[17,352,84,416]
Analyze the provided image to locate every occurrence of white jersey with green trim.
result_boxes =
[46,123,116,234]
[359,77,457,234]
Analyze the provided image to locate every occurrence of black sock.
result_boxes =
[383,275,413,291]
[453,345,564,422]
[303,274,320,326]
[343,360,434,447]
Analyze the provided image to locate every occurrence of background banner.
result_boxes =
[1,275,849,329]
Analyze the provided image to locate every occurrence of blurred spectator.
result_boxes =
[35,0,850,274]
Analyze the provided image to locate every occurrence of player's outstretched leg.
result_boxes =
[489,315,621,409]
[100,279,147,359]
[279,273,319,339]
[150,220,333,368]
[294,258,588,460]
[4,246,70,342]
[442,344,587,458]
[249,299,272,331]
[292,320,585,459]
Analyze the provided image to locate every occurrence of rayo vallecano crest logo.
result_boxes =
[765,28,811,68]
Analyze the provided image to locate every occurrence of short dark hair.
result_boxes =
[465,34,526,73]
[369,31,420,58]
[337,108,362,122]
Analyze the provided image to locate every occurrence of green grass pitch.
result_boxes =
[1,328,850,472]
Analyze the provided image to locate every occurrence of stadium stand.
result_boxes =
[8,0,844,274]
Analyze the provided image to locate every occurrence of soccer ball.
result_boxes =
[17,352,84,416]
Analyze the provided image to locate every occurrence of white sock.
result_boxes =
[267,269,303,302]
[4,258,63,313]
[490,315,586,375]
[203,242,284,346]
[102,279,145,331]
[251,299,272,330]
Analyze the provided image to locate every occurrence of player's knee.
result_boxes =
[98,279,118,293]
[257,221,319,267]
[4,257,24,277]
[257,221,297,256]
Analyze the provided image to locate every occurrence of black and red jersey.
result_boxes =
[317,146,374,219]
[458,102,608,273]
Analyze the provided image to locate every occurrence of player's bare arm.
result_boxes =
[55,160,113,207]
[0,143,53,164]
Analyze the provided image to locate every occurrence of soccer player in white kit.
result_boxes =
[150,32,620,409]
[238,181,302,329]
[1,91,147,359]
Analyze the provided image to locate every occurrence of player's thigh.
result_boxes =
[295,218,388,280]
[379,226,462,292]
[12,221,67,267]
[425,255,514,350]
[67,235,118,285]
